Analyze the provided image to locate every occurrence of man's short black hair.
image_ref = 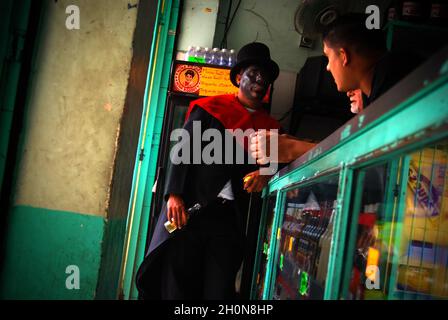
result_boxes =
[322,13,387,57]
[185,70,195,77]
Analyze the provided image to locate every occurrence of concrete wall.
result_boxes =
[177,0,219,52]
[214,0,324,73]
[1,0,139,299]
[13,0,138,217]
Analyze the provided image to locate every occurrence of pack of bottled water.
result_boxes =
[184,46,236,67]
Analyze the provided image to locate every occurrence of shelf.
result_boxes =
[384,20,448,33]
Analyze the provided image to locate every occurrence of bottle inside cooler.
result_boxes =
[387,0,402,21]
[429,0,448,26]
[401,0,430,23]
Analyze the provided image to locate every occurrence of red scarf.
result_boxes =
[185,94,281,150]
[186,94,280,130]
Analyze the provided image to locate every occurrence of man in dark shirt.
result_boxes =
[361,51,423,106]
[251,14,423,164]
[322,14,423,108]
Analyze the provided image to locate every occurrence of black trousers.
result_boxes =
[160,200,244,300]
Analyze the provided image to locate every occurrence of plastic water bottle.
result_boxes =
[194,46,206,63]
[210,48,220,65]
[219,48,229,66]
[185,46,195,62]
[228,49,236,67]
[204,47,212,64]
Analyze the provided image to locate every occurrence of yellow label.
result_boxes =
[199,67,238,96]
[288,237,294,252]
[367,247,379,268]
[366,247,380,281]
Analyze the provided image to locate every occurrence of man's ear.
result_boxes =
[236,73,242,85]
[340,47,350,67]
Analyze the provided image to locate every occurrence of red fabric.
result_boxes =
[349,267,361,295]
[358,213,376,227]
[185,94,281,131]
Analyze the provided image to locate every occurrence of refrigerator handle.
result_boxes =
[153,166,164,193]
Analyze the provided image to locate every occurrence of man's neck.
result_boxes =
[359,63,376,97]
[236,93,262,110]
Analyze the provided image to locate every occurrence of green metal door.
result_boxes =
[120,0,181,300]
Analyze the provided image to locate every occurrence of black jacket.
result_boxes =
[135,106,260,298]
[363,51,424,106]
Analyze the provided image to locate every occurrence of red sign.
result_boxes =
[173,64,201,94]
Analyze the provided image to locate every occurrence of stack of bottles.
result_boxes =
[387,0,448,26]
[294,201,334,279]
[184,46,236,67]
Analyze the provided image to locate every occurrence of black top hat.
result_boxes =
[230,42,280,87]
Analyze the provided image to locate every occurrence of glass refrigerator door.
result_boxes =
[147,96,190,240]
[160,100,189,193]
[252,194,278,299]
[270,175,340,300]
[341,162,393,300]
[395,140,448,299]
[342,139,448,300]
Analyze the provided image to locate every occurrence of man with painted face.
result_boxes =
[136,42,282,299]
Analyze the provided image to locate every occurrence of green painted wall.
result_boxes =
[0,206,104,300]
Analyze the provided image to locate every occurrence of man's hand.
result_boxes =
[250,131,316,164]
[167,194,188,230]
[243,170,272,193]
[347,89,363,114]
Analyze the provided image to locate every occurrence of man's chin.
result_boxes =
[250,90,266,100]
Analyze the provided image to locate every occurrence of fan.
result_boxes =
[294,0,347,38]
